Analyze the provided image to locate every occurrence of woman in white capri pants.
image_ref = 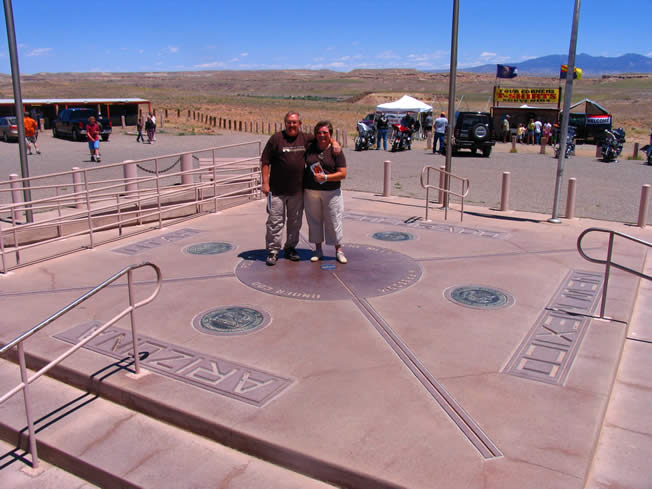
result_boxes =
[304,120,348,264]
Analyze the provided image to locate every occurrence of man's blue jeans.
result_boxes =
[377,129,388,150]
[434,132,445,153]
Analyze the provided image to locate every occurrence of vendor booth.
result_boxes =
[375,95,432,136]
[491,87,561,141]
[568,99,612,144]
[376,95,433,115]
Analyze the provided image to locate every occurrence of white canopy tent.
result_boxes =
[376,95,432,113]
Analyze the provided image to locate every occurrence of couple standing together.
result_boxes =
[261,111,347,266]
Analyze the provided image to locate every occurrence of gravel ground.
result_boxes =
[1,129,650,223]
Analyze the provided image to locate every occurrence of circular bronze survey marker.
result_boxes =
[193,306,269,336]
[444,285,515,310]
[184,242,233,255]
[235,244,422,301]
[372,231,414,242]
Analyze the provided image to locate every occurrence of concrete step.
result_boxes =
[0,359,336,489]
[583,249,652,489]
[0,438,99,489]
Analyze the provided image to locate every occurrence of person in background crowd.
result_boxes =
[517,123,525,143]
[423,112,433,139]
[303,120,348,264]
[534,119,542,145]
[401,112,415,131]
[433,112,448,154]
[145,115,156,144]
[647,127,652,160]
[552,122,560,145]
[86,116,101,162]
[136,117,144,143]
[543,121,552,144]
[24,113,40,155]
[150,113,157,142]
[375,112,389,151]
[502,115,511,143]
[527,119,535,145]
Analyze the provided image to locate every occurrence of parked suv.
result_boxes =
[53,108,112,142]
[452,111,495,157]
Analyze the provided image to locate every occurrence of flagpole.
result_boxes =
[3,0,33,223]
[443,0,459,209]
[549,0,581,223]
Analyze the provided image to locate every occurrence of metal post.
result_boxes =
[566,177,577,219]
[181,153,193,185]
[72,167,83,209]
[500,172,511,212]
[443,0,460,209]
[638,184,650,228]
[633,142,639,159]
[600,233,614,319]
[4,0,33,222]
[127,270,141,375]
[383,160,392,197]
[425,168,431,221]
[9,173,23,222]
[123,160,138,196]
[438,166,445,204]
[17,343,39,469]
[549,0,582,223]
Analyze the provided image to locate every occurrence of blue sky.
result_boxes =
[1,0,650,74]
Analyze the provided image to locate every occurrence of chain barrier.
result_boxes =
[136,158,180,174]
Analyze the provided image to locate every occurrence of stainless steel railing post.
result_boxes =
[18,342,39,469]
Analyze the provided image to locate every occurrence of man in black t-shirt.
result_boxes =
[260,111,311,266]
[375,112,389,151]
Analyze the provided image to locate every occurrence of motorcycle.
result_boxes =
[354,121,376,151]
[600,128,626,162]
[554,125,577,159]
[643,144,652,166]
[390,123,412,152]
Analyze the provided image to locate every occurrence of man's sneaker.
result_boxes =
[90,156,95,162]
[284,247,300,261]
[266,253,278,266]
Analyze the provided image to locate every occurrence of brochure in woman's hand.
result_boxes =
[310,162,326,184]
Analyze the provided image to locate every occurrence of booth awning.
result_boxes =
[376,95,432,113]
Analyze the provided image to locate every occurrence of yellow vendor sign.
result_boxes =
[494,87,560,104]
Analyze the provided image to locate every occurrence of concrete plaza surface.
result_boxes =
[0,188,650,488]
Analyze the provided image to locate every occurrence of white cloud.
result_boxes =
[138,49,144,54]
[647,52,652,57]
[480,52,496,58]
[193,61,226,68]
[27,47,52,57]
[240,52,248,57]
[167,46,180,54]
[377,50,400,59]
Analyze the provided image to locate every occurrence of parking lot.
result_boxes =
[0,128,650,223]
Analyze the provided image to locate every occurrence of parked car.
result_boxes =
[451,111,495,157]
[53,108,112,142]
[0,116,19,142]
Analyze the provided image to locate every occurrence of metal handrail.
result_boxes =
[0,144,262,273]
[0,262,162,469]
[420,165,470,221]
[577,227,651,318]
